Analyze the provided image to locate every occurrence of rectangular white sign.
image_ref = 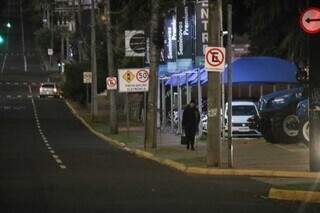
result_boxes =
[83,72,92,84]
[118,68,149,93]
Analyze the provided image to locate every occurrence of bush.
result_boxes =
[62,62,90,105]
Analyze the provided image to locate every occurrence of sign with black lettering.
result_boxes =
[118,69,149,93]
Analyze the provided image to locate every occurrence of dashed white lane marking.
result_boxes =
[29,85,67,170]
[17,95,22,98]
[59,165,67,169]
[55,159,63,164]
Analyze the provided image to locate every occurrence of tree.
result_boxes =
[243,0,308,62]
[145,0,160,149]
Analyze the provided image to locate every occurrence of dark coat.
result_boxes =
[182,105,200,133]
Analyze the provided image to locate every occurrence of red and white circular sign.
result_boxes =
[106,77,117,90]
[300,7,320,34]
[205,47,225,72]
[136,69,149,83]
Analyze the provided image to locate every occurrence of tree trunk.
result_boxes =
[105,0,118,134]
[145,0,160,149]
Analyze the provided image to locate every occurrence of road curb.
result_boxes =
[268,188,320,203]
[65,100,320,180]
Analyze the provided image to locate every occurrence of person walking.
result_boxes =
[182,100,200,150]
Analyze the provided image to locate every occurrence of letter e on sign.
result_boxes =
[205,47,225,72]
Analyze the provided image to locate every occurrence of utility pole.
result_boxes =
[91,0,98,119]
[227,4,233,168]
[207,0,222,167]
[50,1,54,67]
[309,9,320,171]
[145,0,160,149]
[105,0,118,134]
[77,0,83,62]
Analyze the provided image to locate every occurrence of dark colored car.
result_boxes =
[250,87,307,143]
[297,99,309,145]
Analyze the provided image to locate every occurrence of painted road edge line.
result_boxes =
[268,188,320,203]
[64,100,320,179]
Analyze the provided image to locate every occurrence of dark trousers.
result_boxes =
[185,130,196,148]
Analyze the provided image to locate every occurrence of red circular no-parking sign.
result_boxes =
[106,77,117,90]
[300,7,320,34]
[205,47,225,72]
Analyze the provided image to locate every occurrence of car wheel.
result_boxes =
[273,114,299,143]
[299,119,309,145]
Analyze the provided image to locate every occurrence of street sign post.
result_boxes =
[300,7,320,34]
[106,77,117,90]
[299,6,320,171]
[205,47,226,72]
[118,68,150,93]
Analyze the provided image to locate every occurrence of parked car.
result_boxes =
[202,101,261,137]
[225,101,261,137]
[249,87,307,143]
[297,99,309,145]
[39,82,60,98]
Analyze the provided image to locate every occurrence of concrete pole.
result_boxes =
[157,77,161,128]
[197,68,203,136]
[61,34,65,64]
[90,0,98,119]
[227,4,233,168]
[66,35,70,61]
[186,73,191,104]
[207,0,222,167]
[170,84,174,133]
[161,79,167,129]
[178,77,182,135]
[309,22,320,171]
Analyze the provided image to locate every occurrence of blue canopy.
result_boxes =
[165,56,298,86]
[223,56,298,84]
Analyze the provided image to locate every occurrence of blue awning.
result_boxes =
[222,56,298,84]
[165,56,299,86]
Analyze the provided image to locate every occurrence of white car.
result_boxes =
[225,101,261,136]
[39,82,59,98]
[201,101,261,137]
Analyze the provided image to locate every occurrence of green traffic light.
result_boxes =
[6,22,11,28]
[0,35,4,44]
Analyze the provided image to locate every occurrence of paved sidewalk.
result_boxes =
[125,129,310,172]
[66,101,320,203]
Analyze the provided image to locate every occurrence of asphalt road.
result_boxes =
[0,1,320,212]
[1,80,320,212]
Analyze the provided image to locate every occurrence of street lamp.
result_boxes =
[6,22,11,28]
[0,35,4,44]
